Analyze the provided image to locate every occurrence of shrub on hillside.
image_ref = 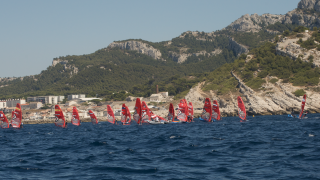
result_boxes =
[293,89,306,97]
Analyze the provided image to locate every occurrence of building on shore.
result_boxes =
[27,96,64,105]
[29,102,43,109]
[21,103,30,110]
[68,94,86,100]
[6,99,26,107]
[0,101,6,108]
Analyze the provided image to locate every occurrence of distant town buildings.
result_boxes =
[68,94,85,100]
[27,96,64,104]
[6,99,26,107]
[150,92,171,102]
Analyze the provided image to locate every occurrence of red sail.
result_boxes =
[72,107,80,126]
[188,102,194,122]
[0,111,9,129]
[177,99,188,122]
[89,110,98,124]
[141,101,151,123]
[237,96,247,121]
[299,94,307,119]
[55,105,66,128]
[126,106,131,124]
[107,105,116,124]
[201,98,212,122]
[133,98,142,124]
[168,103,175,122]
[121,104,127,124]
[12,103,22,128]
[212,100,221,121]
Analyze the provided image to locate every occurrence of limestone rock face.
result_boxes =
[182,72,320,117]
[298,0,318,10]
[227,13,285,32]
[275,32,320,67]
[169,49,223,63]
[228,38,249,56]
[108,41,162,60]
[227,0,320,32]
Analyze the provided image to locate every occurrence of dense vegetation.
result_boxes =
[1,23,320,101]
[202,40,320,94]
[0,46,235,100]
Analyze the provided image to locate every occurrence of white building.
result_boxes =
[27,96,65,105]
[6,99,26,107]
[0,101,7,108]
[29,102,43,109]
[150,94,164,102]
[68,94,86,100]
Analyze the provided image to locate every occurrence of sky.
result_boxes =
[0,0,301,78]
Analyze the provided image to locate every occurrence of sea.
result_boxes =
[0,114,319,180]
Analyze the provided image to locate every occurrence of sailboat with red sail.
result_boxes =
[121,104,131,125]
[107,105,116,124]
[133,98,142,124]
[167,103,175,122]
[299,94,307,119]
[72,107,81,126]
[55,105,66,128]
[237,96,247,122]
[200,98,212,122]
[12,103,22,128]
[177,99,188,123]
[0,111,9,129]
[89,110,98,124]
[141,101,151,123]
[212,100,221,121]
[188,102,194,122]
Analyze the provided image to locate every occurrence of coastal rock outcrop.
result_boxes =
[227,13,285,32]
[183,71,320,117]
[227,0,320,32]
[298,0,320,11]
[108,41,162,60]
[169,49,223,63]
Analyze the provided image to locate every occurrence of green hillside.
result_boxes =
[1,22,315,101]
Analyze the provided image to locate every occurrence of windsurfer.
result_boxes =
[291,108,296,118]
[302,111,308,118]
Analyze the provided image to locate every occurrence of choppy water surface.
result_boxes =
[0,114,320,179]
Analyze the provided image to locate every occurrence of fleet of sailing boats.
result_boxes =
[0,94,310,128]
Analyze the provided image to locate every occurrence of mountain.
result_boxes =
[1,0,320,112]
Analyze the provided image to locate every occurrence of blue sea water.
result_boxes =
[0,114,320,180]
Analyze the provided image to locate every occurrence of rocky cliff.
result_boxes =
[183,71,320,117]
[298,0,320,11]
[227,13,285,32]
[108,41,163,60]
[275,31,320,67]
[227,0,320,32]
[228,38,249,56]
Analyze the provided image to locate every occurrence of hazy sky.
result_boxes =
[0,0,300,78]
